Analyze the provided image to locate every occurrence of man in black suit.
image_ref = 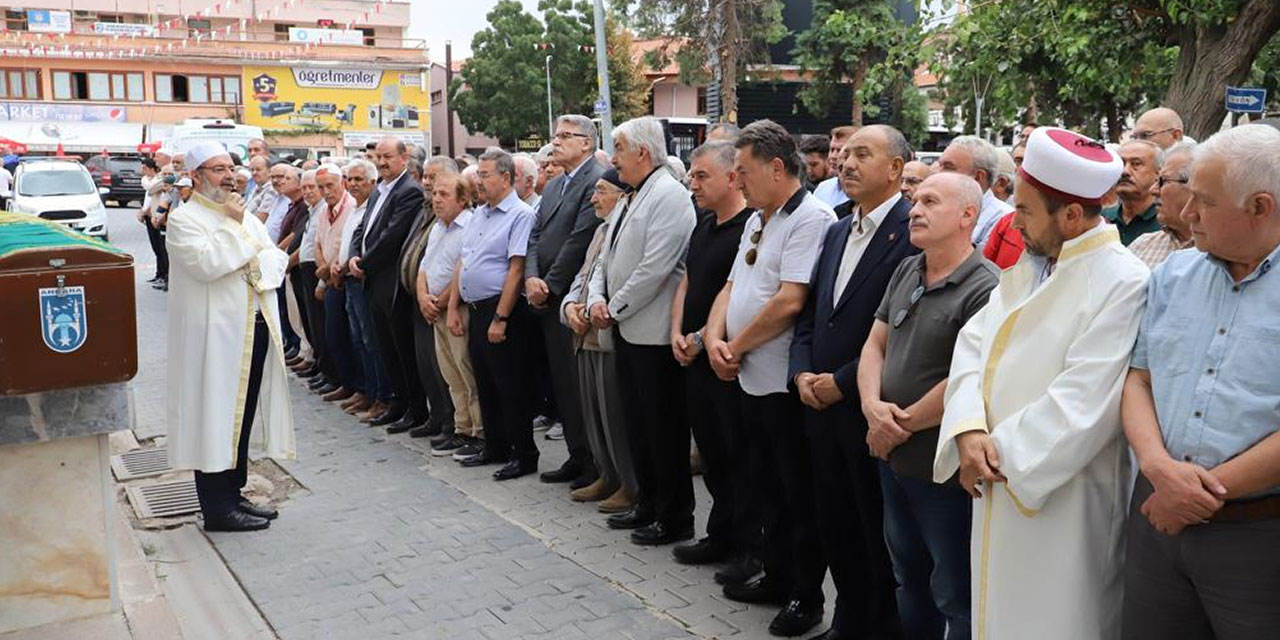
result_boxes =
[524,114,607,488]
[789,125,918,640]
[349,137,427,431]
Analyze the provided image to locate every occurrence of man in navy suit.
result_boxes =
[349,137,427,431]
[789,125,919,640]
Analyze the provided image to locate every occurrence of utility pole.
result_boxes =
[592,0,613,154]
[445,41,455,157]
[545,54,555,139]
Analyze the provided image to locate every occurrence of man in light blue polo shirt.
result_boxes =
[1122,124,1280,639]
[446,148,538,482]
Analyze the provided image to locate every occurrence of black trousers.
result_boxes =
[143,215,168,279]
[194,315,268,518]
[370,291,428,422]
[289,268,314,352]
[466,297,537,463]
[742,391,826,604]
[535,301,592,467]
[298,262,333,381]
[806,405,899,635]
[685,356,758,551]
[276,282,300,350]
[615,333,693,528]
[412,308,455,433]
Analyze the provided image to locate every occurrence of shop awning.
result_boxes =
[0,121,145,154]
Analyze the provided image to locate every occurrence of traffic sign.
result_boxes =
[593,98,609,115]
[1225,86,1267,114]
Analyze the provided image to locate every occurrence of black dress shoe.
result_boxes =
[238,500,278,520]
[768,599,823,637]
[283,346,300,361]
[459,449,508,467]
[313,382,339,395]
[630,522,694,546]
[715,552,764,585]
[385,416,421,434]
[408,424,439,438]
[493,460,537,481]
[569,469,599,491]
[606,507,655,530]
[672,537,731,565]
[302,367,325,380]
[722,575,790,606]
[539,459,582,483]
[370,409,407,427]
[204,510,270,532]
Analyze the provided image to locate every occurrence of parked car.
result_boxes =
[85,155,145,206]
[6,158,110,241]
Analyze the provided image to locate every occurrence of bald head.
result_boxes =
[908,172,983,251]
[901,160,931,200]
[1133,107,1185,149]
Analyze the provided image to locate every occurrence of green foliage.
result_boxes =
[1249,31,1280,113]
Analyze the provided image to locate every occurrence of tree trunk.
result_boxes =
[850,57,868,126]
[1105,99,1122,142]
[1165,0,1280,140]
[719,0,741,123]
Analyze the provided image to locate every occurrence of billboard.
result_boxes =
[288,27,364,46]
[0,103,127,123]
[242,66,429,135]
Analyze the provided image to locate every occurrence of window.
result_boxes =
[697,86,708,116]
[360,27,375,46]
[0,69,41,100]
[274,23,294,42]
[430,90,443,105]
[97,14,123,24]
[4,10,26,32]
[52,70,143,101]
[187,18,211,37]
[155,74,240,104]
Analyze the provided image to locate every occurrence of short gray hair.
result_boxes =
[1121,138,1164,170]
[272,162,302,180]
[478,147,515,184]
[1194,124,1280,208]
[316,163,344,179]
[946,135,1001,184]
[513,154,537,181]
[427,156,460,174]
[1160,140,1198,180]
[994,148,1016,186]
[690,140,737,170]
[707,122,740,141]
[235,167,252,180]
[557,114,598,151]
[301,168,318,183]
[613,117,667,170]
[535,144,554,163]
[344,158,377,179]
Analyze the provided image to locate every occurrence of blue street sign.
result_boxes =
[593,98,609,115]
[1225,86,1267,114]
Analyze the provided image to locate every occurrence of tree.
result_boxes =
[450,0,548,144]
[616,0,787,122]
[792,0,898,127]
[604,18,651,121]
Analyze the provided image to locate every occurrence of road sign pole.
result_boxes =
[592,0,613,155]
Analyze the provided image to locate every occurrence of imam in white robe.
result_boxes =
[934,223,1148,640]
[166,191,295,473]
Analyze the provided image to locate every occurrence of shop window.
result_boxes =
[0,69,41,100]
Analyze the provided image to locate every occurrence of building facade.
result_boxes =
[0,0,428,159]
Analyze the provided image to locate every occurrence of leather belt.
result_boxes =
[1210,494,1280,524]
[467,295,500,312]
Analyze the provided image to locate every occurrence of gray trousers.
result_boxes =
[1122,475,1280,640]
[577,349,639,497]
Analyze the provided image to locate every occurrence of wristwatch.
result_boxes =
[494,314,509,323]
[690,331,704,349]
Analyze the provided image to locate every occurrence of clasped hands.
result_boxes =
[1140,457,1227,536]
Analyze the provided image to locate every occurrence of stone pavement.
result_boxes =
[112,206,832,639]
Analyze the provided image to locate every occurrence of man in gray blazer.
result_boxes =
[587,117,697,546]
[526,114,607,488]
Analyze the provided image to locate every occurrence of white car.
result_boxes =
[6,159,110,241]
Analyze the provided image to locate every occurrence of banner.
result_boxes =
[0,103,127,123]
[288,27,364,46]
[242,66,429,134]
[26,10,72,34]
[342,131,426,149]
[92,22,157,37]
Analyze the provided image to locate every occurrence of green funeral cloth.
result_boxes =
[0,212,125,260]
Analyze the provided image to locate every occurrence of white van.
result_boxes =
[7,158,111,241]
[167,119,264,162]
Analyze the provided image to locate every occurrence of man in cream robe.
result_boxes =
[166,142,295,532]
[934,128,1149,639]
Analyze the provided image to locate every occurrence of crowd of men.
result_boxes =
[161,105,1280,640]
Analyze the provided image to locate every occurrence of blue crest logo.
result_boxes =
[39,286,88,354]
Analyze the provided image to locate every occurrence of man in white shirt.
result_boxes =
[704,120,835,638]
[812,125,856,208]
[936,136,1014,248]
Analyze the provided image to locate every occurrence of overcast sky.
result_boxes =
[408,0,542,61]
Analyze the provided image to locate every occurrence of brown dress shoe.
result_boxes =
[359,401,389,423]
[344,397,372,415]
[597,487,633,513]
[323,387,354,402]
[290,359,314,373]
[570,477,617,502]
[285,355,304,367]
[340,392,366,409]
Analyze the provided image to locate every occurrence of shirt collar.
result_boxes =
[1103,201,1159,224]
[565,156,592,181]
[1203,240,1280,284]
[379,170,407,193]
[444,208,472,230]
[484,190,522,215]
[853,192,902,232]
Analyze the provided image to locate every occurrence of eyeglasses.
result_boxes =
[1133,128,1175,141]
[554,132,590,141]
[892,285,926,328]
[1157,175,1189,188]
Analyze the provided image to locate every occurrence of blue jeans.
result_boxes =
[324,286,360,393]
[343,278,390,402]
[878,462,972,640]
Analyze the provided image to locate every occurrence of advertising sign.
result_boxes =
[0,103,127,123]
[92,22,156,37]
[342,131,426,149]
[26,10,72,34]
[242,66,430,134]
[288,27,364,46]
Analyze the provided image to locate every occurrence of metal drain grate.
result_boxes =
[111,447,173,481]
[127,480,200,519]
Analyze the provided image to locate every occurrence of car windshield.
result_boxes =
[18,169,97,197]
[109,158,142,172]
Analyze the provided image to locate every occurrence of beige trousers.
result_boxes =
[433,308,483,438]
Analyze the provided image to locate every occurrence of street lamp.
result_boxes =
[545,54,554,139]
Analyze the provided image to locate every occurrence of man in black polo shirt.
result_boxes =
[857,172,999,639]
[668,140,759,584]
